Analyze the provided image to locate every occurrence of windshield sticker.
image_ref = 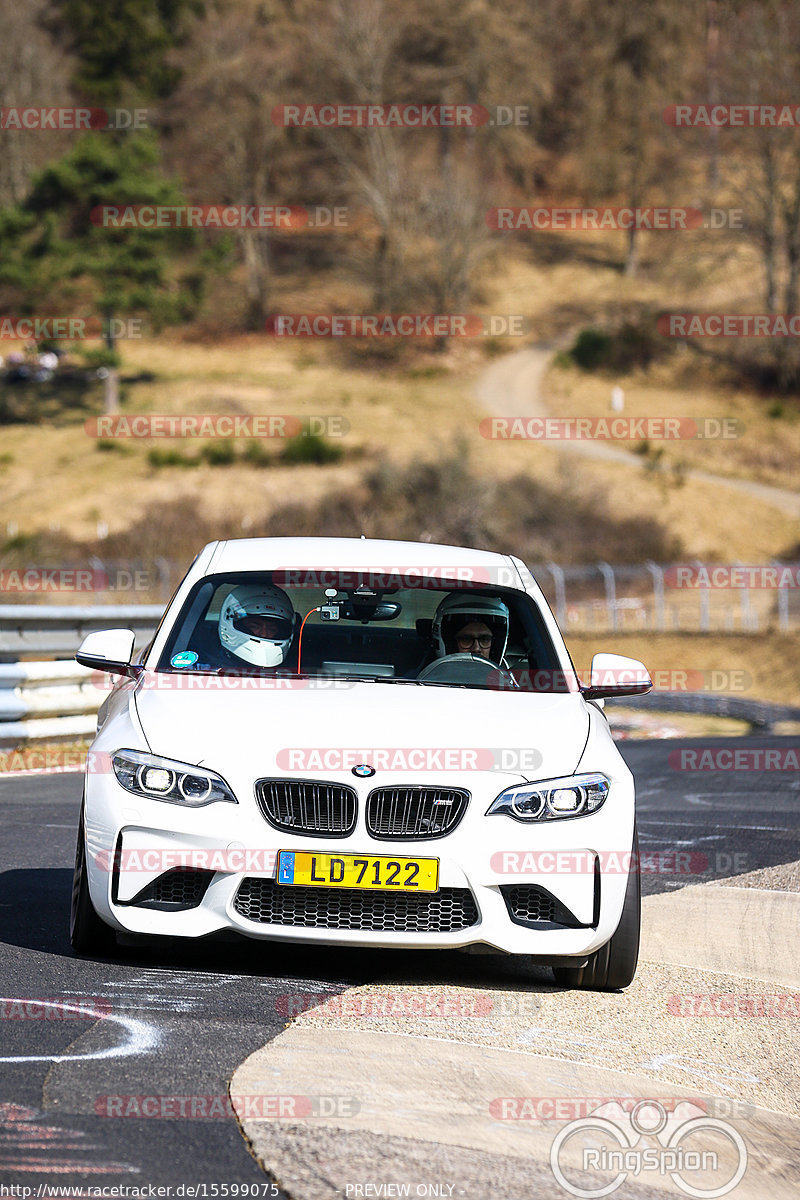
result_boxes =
[171,651,198,668]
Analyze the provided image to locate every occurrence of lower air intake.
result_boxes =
[233,879,479,933]
[126,868,214,911]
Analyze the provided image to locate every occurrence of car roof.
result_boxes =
[202,537,522,582]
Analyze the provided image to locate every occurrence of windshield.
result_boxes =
[153,571,571,693]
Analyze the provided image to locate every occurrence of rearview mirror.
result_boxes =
[581,652,652,700]
[338,600,402,622]
[75,628,142,678]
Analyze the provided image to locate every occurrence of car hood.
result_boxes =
[133,675,590,786]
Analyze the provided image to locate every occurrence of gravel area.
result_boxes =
[708,859,800,893]
[290,959,800,1118]
[241,1124,675,1200]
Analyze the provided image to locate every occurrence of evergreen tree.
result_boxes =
[0,134,196,410]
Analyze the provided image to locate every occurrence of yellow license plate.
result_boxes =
[277,851,439,892]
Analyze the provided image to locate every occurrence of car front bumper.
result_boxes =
[83,764,636,959]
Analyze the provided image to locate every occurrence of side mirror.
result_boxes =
[582,652,652,700]
[75,628,142,678]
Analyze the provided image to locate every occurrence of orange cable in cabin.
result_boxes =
[296,607,320,675]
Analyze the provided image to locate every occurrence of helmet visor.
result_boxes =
[232,613,293,641]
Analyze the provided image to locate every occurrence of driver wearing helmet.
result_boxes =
[217,583,296,669]
[430,593,510,666]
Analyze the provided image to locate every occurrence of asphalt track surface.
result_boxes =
[0,736,798,1192]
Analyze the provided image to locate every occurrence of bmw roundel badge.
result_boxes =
[352,764,375,778]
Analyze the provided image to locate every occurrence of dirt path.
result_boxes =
[475,344,800,518]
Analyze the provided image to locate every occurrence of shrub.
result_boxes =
[147,447,198,468]
[281,431,344,465]
[567,319,668,374]
[200,440,236,466]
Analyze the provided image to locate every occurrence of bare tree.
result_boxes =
[0,0,75,207]
[164,0,307,327]
[534,0,702,276]
[715,0,800,385]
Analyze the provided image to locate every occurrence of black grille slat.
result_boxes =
[366,786,469,840]
[233,879,479,932]
[256,779,357,837]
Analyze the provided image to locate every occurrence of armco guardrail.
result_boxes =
[0,604,163,661]
[0,661,99,720]
[0,606,162,746]
[606,691,800,733]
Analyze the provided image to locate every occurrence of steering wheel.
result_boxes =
[416,653,518,688]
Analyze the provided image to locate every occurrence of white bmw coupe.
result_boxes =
[71,537,651,990]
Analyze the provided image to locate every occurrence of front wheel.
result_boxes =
[70,800,117,957]
[553,822,641,991]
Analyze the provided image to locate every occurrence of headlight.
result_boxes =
[486,772,609,822]
[112,749,237,807]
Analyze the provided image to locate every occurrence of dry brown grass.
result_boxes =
[1,231,798,566]
[565,631,800,707]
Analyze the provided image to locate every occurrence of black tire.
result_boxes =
[70,801,117,957]
[553,822,641,991]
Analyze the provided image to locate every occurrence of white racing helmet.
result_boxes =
[219,583,295,668]
[432,593,510,661]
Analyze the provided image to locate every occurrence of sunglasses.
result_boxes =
[456,634,493,649]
